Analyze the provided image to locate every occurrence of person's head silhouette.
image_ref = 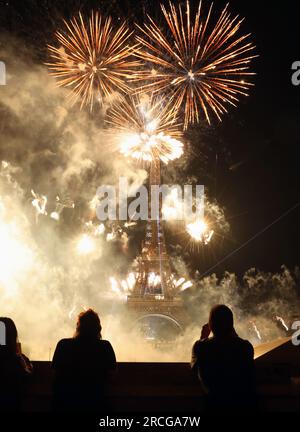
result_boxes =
[75,309,102,340]
[209,305,235,338]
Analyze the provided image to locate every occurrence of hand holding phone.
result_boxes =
[200,323,211,340]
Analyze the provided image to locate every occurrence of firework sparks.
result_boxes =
[109,272,186,298]
[276,316,289,331]
[106,94,184,163]
[172,275,193,292]
[126,272,137,290]
[180,280,193,291]
[250,321,262,341]
[186,219,214,244]
[148,272,161,288]
[109,276,121,294]
[174,277,185,288]
[109,274,135,300]
[47,11,139,109]
[50,195,75,221]
[106,232,117,242]
[68,305,76,320]
[76,233,96,255]
[89,195,100,211]
[134,1,257,128]
[94,223,105,236]
[31,190,47,221]
[110,271,192,299]
[124,221,137,228]
[84,220,105,237]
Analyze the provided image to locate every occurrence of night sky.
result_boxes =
[0,0,299,277]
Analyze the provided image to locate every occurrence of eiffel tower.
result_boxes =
[127,156,188,332]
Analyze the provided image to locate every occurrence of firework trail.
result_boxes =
[47,11,139,109]
[134,1,257,128]
[250,321,262,341]
[275,316,289,331]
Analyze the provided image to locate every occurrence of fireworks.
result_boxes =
[47,11,139,109]
[106,94,184,164]
[0,199,34,297]
[186,219,214,244]
[148,272,162,289]
[173,276,193,292]
[109,272,193,300]
[250,321,262,341]
[31,191,75,222]
[50,195,75,221]
[109,273,136,300]
[68,305,76,320]
[76,234,96,255]
[31,189,47,220]
[95,223,106,236]
[276,316,289,332]
[134,1,257,128]
[84,220,106,237]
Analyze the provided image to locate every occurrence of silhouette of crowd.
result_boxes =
[0,305,257,412]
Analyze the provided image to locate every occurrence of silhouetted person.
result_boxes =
[191,305,256,412]
[52,309,116,412]
[0,317,33,412]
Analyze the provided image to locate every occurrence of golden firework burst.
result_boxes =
[47,11,139,109]
[106,94,184,164]
[134,1,257,128]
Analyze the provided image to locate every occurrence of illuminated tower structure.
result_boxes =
[127,155,188,333]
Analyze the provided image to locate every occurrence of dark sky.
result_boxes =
[214,0,300,274]
[0,0,300,276]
